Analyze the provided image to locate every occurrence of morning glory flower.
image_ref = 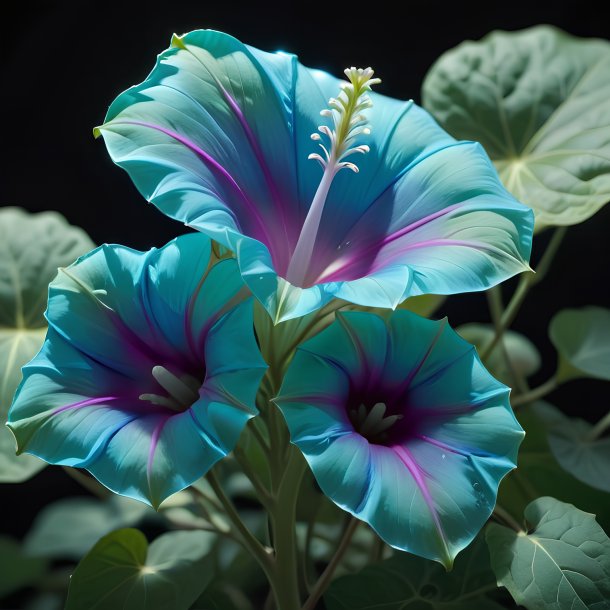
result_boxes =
[96,29,534,323]
[7,234,267,507]
[274,310,523,567]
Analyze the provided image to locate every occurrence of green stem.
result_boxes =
[206,469,274,577]
[302,517,360,610]
[587,411,610,441]
[62,466,109,499]
[492,505,523,533]
[485,286,528,393]
[511,377,558,407]
[481,226,567,361]
[270,446,308,610]
[233,445,274,510]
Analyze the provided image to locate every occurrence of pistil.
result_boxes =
[285,67,380,287]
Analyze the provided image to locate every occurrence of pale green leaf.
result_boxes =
[24,495,152,559]
[549,306,610,382]
[498,404,610,531]
[0,207,94,482]
[533,402,610,493]
[486,497,610,609]
[458,323,541,385]
[65,528,216,610]
[423,26,610,230]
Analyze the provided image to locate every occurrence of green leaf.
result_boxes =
[65,528,216,610]
[549,306,610,382]
[486,497,610,609]
[457,323,541,384]
[325,535,503,610]
[422,26,610,230]
[498,404,610,531]
[533,402,610,493]
[0,536,48,597]
[0,207,94,482]
[24,495,152,559]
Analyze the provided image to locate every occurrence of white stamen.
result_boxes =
[350,402,403,439]
[151,365,200,407]
[285,67,381,287]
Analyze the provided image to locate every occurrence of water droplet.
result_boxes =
[441,453,446,459]
[473,482,481,491]
[258,275,264,281]
[475,500,481,508]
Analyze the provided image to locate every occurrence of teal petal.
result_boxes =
[276,310,523,566]
[8,235,267,507]
[98,29,533,322]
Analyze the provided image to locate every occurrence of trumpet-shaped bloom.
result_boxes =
[7,234,267,507]
[275,311,523,567]
[96,29,534,323]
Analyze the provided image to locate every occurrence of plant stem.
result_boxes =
[485,286,528,393]
[511,376,558,407]
[481,226,567,361]
[206,469,274,577]
[302,517,360,610]
[270,446,308,610]
[587,411,610,441]
[233,445,274,510]
[62,466,109,499]
[492,505,523,533]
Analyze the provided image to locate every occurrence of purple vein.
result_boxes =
[147,415,171,503]
[220,88,290,244]
[394,319,447,400]
[174,41,291,255]
[52,396,120,416]
[109,120,271,244]
[316,205,462,283]
[392,444,451,563]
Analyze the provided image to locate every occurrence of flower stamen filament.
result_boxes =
[285,68,380,288]
[139,365,201,412]
[350,401,403,438]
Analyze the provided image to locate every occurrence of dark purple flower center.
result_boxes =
[349,401,404,444]
[139,365,204,413]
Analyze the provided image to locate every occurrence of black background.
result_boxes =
[2,0,609,540]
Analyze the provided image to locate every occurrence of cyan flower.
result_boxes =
[274,310,523,567]
[96,30,534,323]
[7,234,267,508]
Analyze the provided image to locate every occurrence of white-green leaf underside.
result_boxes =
[0,207,94,482]
[423,26,610,230]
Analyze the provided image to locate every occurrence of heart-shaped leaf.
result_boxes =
[486,497,610,609]
[324,534,503,610]
[549,306,610,382]
[497,404,610,531]
[0,207,94,482]
[533,402,610,494]
[65,528,216,610]
[423,26,610,230]
[458,323,541,385]
[24,495,152,559]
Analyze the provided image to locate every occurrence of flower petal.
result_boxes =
[8,235,266,506]
[276,310,523,566]
[98,29,533,321]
